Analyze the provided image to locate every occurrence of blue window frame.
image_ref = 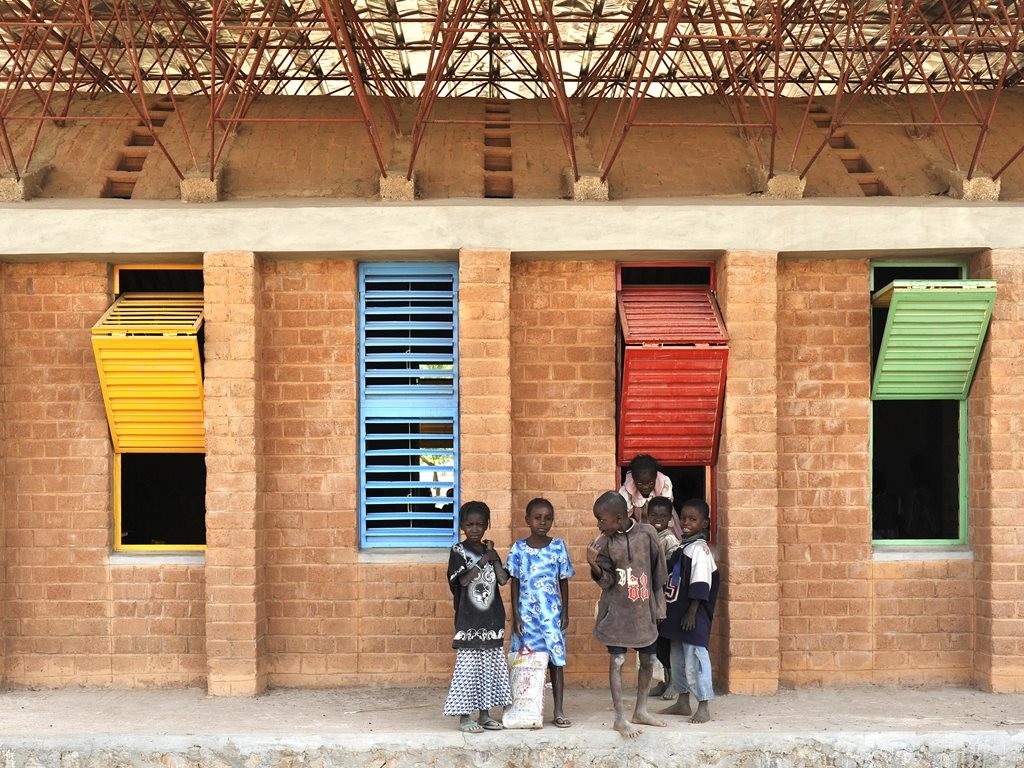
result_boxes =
[358,263,459,548]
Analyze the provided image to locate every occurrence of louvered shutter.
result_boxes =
[871,280,995,400]
[359,264,459,548]
[91,293,205,452]
[618,287,729,466]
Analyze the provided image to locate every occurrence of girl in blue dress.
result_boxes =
[507,497,575,727]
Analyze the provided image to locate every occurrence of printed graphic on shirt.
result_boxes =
[616,567,650,602]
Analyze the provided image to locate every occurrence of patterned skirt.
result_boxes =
[442,647,513,717]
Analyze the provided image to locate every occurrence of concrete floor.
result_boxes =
[0,684,1023,767]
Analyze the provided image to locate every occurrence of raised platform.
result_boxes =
[1,685,1022,767]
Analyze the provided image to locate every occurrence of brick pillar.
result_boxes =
[458,249,513,548]
[716,250,780,694]
[970,249,1024,692]
[203,250,267,696]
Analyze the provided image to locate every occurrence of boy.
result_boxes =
[586,491,668,738]
[660,498,719,723]
[647,496,680,698]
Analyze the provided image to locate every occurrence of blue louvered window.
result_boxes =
[358,263,459,548]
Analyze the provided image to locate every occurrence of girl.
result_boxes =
[507,498,575,727]
[443,501,513,733]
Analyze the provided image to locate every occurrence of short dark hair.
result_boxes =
[647,496,674,516]
[629,454,659,476]
[459,500,491,526]
[681,498,710,522]
[526,497,553,516]
[594,491,627,517]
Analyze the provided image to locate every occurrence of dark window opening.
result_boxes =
[872,400,959,540]
[120,453,206,547]
[117,267,204,294]
[619,264,713,288]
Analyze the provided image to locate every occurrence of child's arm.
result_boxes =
[559,578,569,631]
[482,540,510,586]
[682,599,703,631]
[510,577,523,636]
[586,537,616,589]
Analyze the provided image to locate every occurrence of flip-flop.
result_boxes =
[553,716,572,728]
[459,719,484,733]
[479,717,504,730]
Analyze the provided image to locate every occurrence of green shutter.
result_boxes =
[871,280,996,400]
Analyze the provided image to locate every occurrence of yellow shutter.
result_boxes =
[92,293,205,452]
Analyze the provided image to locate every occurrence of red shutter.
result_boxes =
[618,287,728,466]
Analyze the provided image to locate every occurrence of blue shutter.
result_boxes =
[358,263,459,548]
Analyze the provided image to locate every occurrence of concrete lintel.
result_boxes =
[180,167,223,203]
[562,168,609,201]
[0,165,50,202]
[940,167,1000,202]
[748,166,806,199]
[379,169,417,201]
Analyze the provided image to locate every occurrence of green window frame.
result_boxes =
[870,262,994,548]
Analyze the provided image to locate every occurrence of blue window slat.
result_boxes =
[359,262,459,550]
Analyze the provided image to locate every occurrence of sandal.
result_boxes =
[478,716,504,730]
[553,715,572,728]
[459,718,484,733]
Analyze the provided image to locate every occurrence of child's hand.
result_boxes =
[560,611,569,631]
[682,603,699,631]
[585,537,604,569]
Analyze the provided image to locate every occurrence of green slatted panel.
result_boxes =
[871,280,996,400]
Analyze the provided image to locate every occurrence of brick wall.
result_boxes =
[970,249,1024,692]
[0,261,205,686]
[777,258,873,685]
[716,250,781,694]
[509,259,618,683]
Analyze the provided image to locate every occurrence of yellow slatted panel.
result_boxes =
[92,293,205,452]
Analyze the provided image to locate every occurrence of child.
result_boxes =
[660,498,719,724]
[619,454,681,538]
[507,497,575,728]
[443,500,513,733]
[647,496,680,698]
[586,491,668,739]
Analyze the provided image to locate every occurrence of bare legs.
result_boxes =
[609,652,667,738]
[550,664,571,726]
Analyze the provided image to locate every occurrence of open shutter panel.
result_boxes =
[618,287,729,466]
[871,280,996,400]
[91,293,205,452]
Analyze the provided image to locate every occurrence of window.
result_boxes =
[93,265,206,551]
[616,263,726,532]
[358,263,459,548]
[870,263,995,544]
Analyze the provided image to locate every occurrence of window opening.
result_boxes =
[615,263,724,540]
[359,263,459,548]
[870,262,988,546]
[95,264,206,552]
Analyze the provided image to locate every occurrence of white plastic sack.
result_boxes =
[503,646,548,729]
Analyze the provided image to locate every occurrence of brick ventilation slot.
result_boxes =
[809,103,890,197]
[102,97,175,199]
[483,99,513,198]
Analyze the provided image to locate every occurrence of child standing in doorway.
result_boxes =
[660,498,719,724]
[443,500,513,733]
[507,497,575,728]
[647,496,681,698]
[619,454,681,538]
[587,491,668,739]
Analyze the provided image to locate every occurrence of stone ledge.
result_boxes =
[748,166,806,199]
[180,167,223,203]
[939,167,1000,201]
[0,165,51,201]
[562,168,609,201]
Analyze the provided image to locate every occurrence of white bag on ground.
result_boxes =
[503,646,548,729]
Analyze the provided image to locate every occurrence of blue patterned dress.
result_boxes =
[506,538,575,667]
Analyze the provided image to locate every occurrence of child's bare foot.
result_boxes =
[661,698,692,716]
[613,718,643,738]
[631,709,667,727]
[689,701,711,724]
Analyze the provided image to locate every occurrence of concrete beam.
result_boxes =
[1,198,1024,257]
